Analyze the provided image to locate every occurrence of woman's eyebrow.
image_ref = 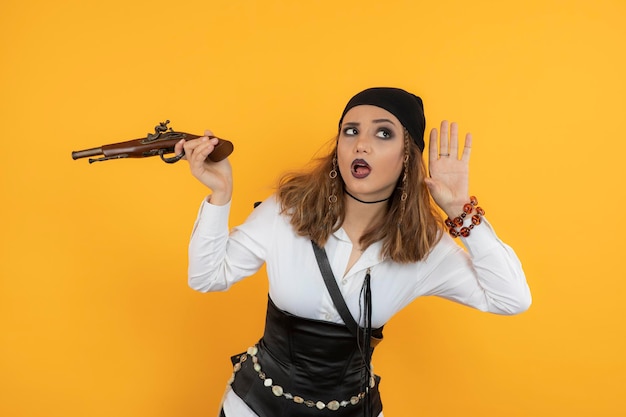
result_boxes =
[343,119,397,126]
[372,118,397,125]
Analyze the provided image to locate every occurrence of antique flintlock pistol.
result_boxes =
[71,120,234,164]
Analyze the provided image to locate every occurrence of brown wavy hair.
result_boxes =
[277,131,444,263]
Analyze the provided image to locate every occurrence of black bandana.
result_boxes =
[338,87,426,152]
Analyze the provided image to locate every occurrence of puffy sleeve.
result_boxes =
[187,196,277,292]
[419,218,532,315]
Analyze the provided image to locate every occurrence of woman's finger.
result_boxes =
[174,139,186,157]
[182,137,203,155]
[439,120,449,157]
[449,122,459,159]
[184,136,212,160]
[190,137,220,169]
[428,127,439,165]
[461,132,472,162]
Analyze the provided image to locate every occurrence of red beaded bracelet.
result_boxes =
[444,196,485,238]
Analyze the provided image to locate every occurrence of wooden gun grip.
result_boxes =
[207,137,234,162]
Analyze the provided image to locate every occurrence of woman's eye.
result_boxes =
[376,129,392,139]
[344,127,358,135]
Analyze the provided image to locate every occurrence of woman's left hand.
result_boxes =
[424,120,472,218]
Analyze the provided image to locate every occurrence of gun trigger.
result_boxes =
[159,149,185,164]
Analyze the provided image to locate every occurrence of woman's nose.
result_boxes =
[355,135,370,153]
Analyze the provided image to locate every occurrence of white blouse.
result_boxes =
[188,194,532,416]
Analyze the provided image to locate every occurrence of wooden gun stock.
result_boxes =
[71,121,234,164]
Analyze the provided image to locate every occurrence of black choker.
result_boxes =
[345,190,391,204]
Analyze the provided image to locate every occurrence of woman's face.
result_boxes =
[337,105,405,202]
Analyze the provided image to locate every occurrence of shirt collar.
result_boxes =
[332,227,385,268]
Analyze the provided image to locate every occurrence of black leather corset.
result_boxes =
[229,296,383,417]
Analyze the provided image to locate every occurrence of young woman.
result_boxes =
[175,87,531,417]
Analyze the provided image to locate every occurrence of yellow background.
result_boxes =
[1,0,625,416]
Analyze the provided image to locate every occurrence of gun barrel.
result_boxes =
[72,147,103,160]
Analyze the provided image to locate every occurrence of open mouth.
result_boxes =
[351,159,371,179]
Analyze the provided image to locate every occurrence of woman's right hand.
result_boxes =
[174,130,233,205]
